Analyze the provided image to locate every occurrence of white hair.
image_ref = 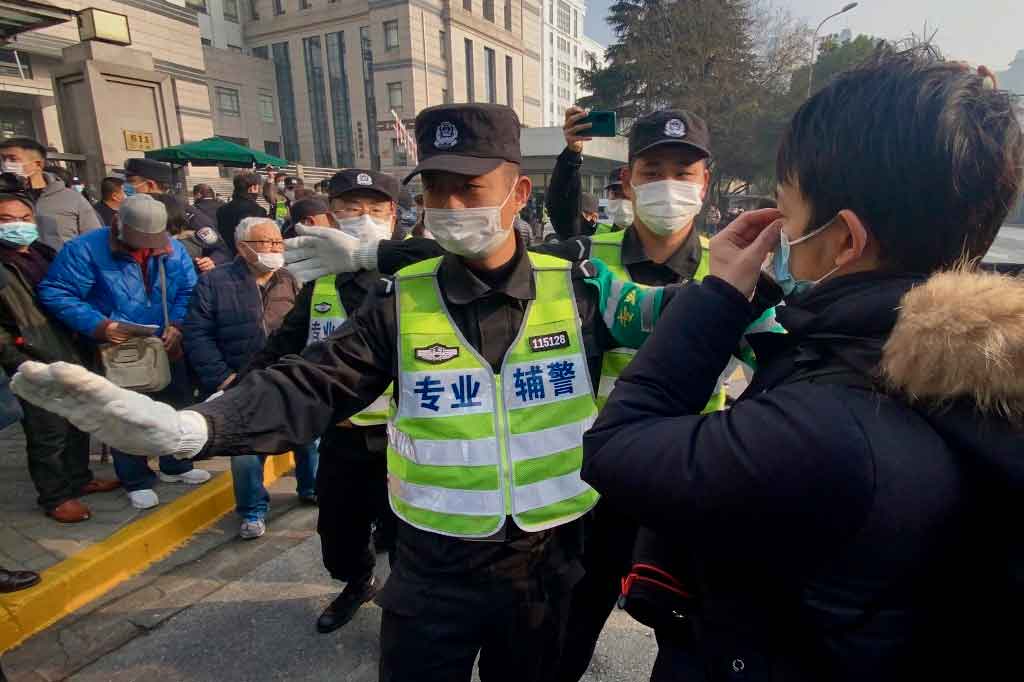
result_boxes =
[235,216,279,243]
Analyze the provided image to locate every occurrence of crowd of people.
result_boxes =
[2,46,1024,682]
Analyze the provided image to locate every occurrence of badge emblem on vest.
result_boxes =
[529,331,570,352]
[356,173,373,186]
[313,302,332,314]
[664,118,686,138]
[195,227,218,244]
[434,122,459,149]
[415,343,460,364]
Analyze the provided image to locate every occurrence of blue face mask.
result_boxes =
[0,221,39,246]
[770,221,840,296]
[123,183,136,197]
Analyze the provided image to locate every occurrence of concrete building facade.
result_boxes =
[538,0,603,127]
[242,0,543,175]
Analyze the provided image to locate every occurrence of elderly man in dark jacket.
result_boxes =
[0,177,119,523]
[183,216,309,539]
[583,51,1024,681]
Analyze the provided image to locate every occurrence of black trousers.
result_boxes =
[19,398,92,510]
[379,577,572,682]
[315,425,393,583]
[554,502,639,682]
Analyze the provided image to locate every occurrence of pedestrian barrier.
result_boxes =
[0,452,297,653]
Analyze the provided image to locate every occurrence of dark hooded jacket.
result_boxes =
[582,269,1024,681]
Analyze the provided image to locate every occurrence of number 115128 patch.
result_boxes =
[529,331,570,352]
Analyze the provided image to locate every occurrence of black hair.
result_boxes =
[233,172,262,197]
[150,193,188,235]
[192,183,214,198]
[777,45,1024,273]
[0,137,47,159]
[101,177,124,200]
[45,164,73,188]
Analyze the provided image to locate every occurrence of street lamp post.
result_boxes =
[808,2,859,98]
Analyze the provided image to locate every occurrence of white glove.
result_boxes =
[11,361,208,459]
[284,224,380,284]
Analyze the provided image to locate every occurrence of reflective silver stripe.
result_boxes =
[597,375,616,398]
[509,417,594,462]
[513,471,594,513]
[602,278,626,330]
[391,478,503,516]
[360,394,391,416]
[388,424,499,466]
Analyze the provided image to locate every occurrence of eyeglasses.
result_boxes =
[241,240,285,251]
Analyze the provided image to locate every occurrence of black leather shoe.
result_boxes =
[316,577,378,633]
[0,568,41,593]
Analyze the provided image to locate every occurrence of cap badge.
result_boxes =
[434,121,459,149]
[664,118,687,138]
[356,173,373,186]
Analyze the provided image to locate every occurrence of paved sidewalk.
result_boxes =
[0,423,228,576]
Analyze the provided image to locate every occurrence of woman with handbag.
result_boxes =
[37,194,211,510]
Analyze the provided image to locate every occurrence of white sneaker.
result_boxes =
[239,519,266,540]
[129,489,159,510]
[159,469,212,485]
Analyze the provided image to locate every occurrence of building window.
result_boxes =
[326,32,355,167]
[558,61,570,83]
[549,0,553,24]
[464,39,474,101]
[300,0,310,8]
[384,20,399,50]
[391,138,408,166]
[387,82,404,110]
[463,0,471,12]
[483,0,494,22]
[557,36,569,54]
[259,93,275,123]
[303,36,333,167]
[228,44,243,53]
[216,87,241,116]
[439,30,447,62]
[271,42,300,161]
[185,0,207,14]
[504,0,512,30]
[264,141,281,157]
[442,88,450,103]
[360,26,380,170]
[201,37,212,47]
[505,55,513,106]
[573,9,578,37]
[273,0,284,15]
[252,45,269,59]
[484,48,496,103]
[249,0,260,20]
[223,0,239,22]
[0,51,31,80]
[557,1,570,33]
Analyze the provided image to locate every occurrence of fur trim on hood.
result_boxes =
[882,268,1024,422]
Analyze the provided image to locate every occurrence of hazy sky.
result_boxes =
[583,0,1023,70]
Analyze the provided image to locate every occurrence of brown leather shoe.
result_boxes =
[78,478,121,496]
[47,499,91,523]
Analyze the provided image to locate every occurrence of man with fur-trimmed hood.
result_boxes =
[582,50,1024,680]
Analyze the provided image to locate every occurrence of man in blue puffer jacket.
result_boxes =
[37,194,210,510]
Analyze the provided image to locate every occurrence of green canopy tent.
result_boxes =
[144,137,288,168]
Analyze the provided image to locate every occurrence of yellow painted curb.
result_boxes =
[0,452,296,653]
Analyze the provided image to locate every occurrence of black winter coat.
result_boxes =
[216,195,267,255]
[583,270,1023,681]
[183,259,298,394]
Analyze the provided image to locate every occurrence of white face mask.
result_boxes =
[631,179,704,236]
[607,198,634,228]
[1,161,25,177]
[253,251,284,273]
[339,213,393,241]
[424,182,518,259]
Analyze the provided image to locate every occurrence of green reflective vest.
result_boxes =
[308,276,392,427]
[589,229,725,413]
[390,252,599,538]
[593,222,623,236]
[274,199,288,221]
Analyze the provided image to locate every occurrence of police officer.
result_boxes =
[284,108,733,682]
[241,169,398,634]
[14,103,647,682]
[597,167,632,234]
